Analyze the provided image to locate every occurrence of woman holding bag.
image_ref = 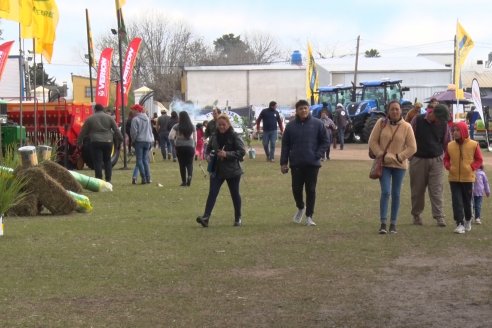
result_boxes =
[368,100,417,234]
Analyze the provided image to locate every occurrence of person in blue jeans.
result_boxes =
[368,101,417,234]
[256,101,284,162]
[130,104,154,184]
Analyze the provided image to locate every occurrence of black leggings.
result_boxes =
[204,175,241,220]
[176,146,195,183]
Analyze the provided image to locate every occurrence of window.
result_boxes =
[85,87,95,98]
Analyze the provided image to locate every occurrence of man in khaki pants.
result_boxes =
[409,104,450,226]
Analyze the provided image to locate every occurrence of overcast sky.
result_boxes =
[1,0,492,84]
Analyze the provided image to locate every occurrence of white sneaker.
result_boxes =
[293,208,305,224]
[306,217,317,226]
[464,220,472,232]
[454,224,465,234]
[475,218,482,225]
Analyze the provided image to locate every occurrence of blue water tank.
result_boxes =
[291,50,302,65]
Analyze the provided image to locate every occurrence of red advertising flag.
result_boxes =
[95,47,114,107]
[121,37,142,105]
[0,40,15,82]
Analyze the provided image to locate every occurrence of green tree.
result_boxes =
[28,64,56,87]
[213,33,254,64]
[364,49,381,58]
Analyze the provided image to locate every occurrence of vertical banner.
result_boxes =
[306,42,319,105]
[95,48,114,107]
[0,41,15,81]
[454,21,474,100]
[121,37,142,106]
[85,9,96,69]
[471,79,484,121]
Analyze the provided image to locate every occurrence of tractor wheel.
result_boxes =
[362,115,383,143]
[55,139,76,170]
[81,136,121,169]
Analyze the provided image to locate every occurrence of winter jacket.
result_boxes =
[130,113,154,143]
[77,111,122,145]
[473,169,490,197]
[207,128,245,179]
[280,115,329,168]
[444,122,483,182]
[368,117,417,170]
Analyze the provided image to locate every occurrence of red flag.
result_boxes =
[95,48,113,106]
[0,40,15,82]
[121,37,142,106]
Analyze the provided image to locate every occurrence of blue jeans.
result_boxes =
[134,141,152,182]
[159,133,171,155]
[473,196,483,219]
[337,127,345,149]
[379,167,406,224]
[262,130,277,160]
[203,174,242,220]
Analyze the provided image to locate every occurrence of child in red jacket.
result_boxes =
[443,121,483,234]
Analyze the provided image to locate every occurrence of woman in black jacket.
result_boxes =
[196,114,246,227]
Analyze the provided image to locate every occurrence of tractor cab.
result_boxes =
[310,85,354,118]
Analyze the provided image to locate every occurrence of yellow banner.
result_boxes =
[0,0,33,27]
[115,0,126,9]
[21,0,59,63]
[306,42,319,104]
[454,21,474,100]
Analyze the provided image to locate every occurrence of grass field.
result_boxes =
[1,145,491,327]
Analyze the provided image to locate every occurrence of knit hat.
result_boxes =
[131,104,144,113]
[432,104,449,122]
[336,103,344,108]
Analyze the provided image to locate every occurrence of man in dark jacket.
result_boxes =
[256,101,284,162]
[333,103,350,150]
[280,99,329,226]
[156,109,171,160]
[77,104,123,182]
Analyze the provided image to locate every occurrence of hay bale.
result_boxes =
[17,167,77,215]
[39,161,83,193]
[7,193,40,216]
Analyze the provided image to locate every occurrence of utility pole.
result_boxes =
[352,35,360,102]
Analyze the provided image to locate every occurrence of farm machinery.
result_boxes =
[2,100,121,169]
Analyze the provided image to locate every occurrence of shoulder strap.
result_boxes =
[384,124,401,152]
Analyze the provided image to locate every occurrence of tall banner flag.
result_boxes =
[306,42,319,105]
[116,0,126,9]
[95,48,114,107]
[454,21,474,99]
[0,1,9,12]
[0,41,15,82]
[471,79,484,122]
[86,9,96,69]
[21,0,59,63]
[121,37,142,106]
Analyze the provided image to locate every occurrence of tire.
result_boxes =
[361,115,383,143]
[55,139,76,170]
[82,136,121,169]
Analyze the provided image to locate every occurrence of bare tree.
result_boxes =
[244,32,282,64]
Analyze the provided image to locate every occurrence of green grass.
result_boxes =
[1,145,491,327]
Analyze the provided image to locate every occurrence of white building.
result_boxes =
[316,55,453,103]
[183,63,306,109]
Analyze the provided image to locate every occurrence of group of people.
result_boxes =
[78,99,489,234]
[369,99,490,234]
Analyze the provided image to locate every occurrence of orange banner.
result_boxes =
[0,40,15,82]
[95,48,114,107]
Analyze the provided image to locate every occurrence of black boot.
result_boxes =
[196,216,209,227]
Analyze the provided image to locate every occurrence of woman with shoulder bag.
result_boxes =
[368,101,417,234]
[196,114,246,228]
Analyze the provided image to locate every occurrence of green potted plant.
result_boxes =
[236,117,256,159]
[0,147,27,236]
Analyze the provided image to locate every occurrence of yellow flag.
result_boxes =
[0,0,32,26]
[454,21,474,99]
[22,0,59,63]
[115,0,126,9]
[306,42,319,104]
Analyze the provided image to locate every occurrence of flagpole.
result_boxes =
[85,9,94,103]
[117,7,127,169]
[33,39,38,146]
[18,23,24,146]
[41,56,48,142]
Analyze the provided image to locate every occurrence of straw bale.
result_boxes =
[39,161,83,193]
[7,193,40,216]
[17,167,76,215]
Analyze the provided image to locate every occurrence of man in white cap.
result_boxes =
[333,103,350,150]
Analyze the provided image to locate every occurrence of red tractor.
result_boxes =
[5,100,121,169]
